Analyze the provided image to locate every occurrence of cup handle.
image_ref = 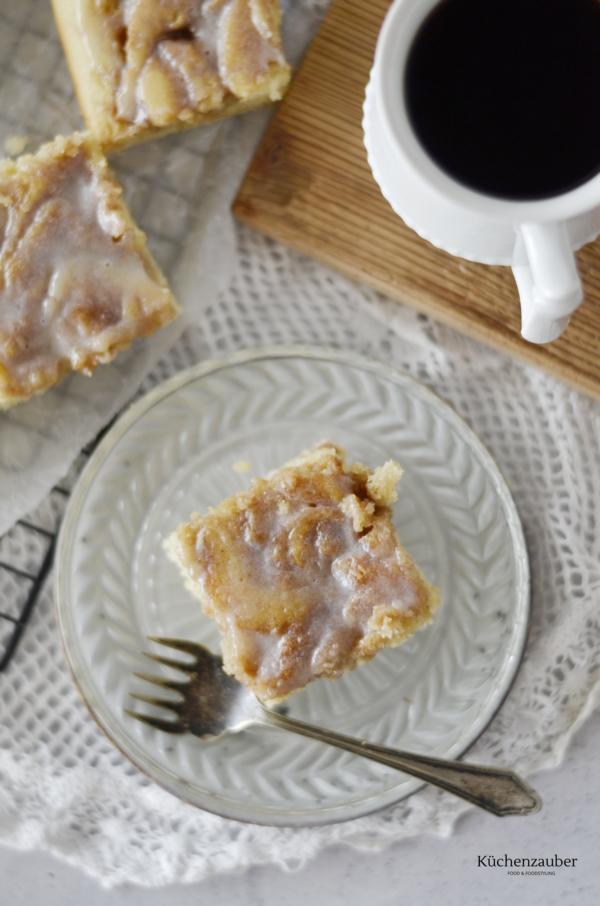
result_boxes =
[512,222,583,343]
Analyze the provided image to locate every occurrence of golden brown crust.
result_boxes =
[51,0,291,151]
[0,132,178,408]
[167,442,440,701]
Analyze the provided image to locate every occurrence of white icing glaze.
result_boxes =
[0,146,170,396]
[194,479,420,697]
[97,0,284,126]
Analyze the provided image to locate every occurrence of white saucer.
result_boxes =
[55,347,529,825]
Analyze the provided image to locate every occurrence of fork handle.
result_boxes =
[259,708,541,817]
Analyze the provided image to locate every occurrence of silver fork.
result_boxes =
[126,637,541,818]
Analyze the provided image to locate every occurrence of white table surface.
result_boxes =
[3,709,598,906]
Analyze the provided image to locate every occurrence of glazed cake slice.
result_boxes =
[167,443,439,701]
[0,132,178,408]
[52,0,291,150]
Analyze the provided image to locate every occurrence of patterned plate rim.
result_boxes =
[55,345,530,826]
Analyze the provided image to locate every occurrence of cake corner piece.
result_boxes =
[167,441,439,702]
[0,131,178,408]
[52,0,292,150]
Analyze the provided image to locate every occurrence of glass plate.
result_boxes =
[55,346,529,825]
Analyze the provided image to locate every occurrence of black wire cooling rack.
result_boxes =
[0,423,115,672]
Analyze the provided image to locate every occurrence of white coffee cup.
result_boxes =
[363,0,600,344]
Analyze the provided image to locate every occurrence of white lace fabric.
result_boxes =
[1,0,600,889]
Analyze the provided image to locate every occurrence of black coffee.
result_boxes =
[404,0,600,200]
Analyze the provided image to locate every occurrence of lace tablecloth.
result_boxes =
[1,0,600,890]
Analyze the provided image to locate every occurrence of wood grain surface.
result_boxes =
[234,0,600,399]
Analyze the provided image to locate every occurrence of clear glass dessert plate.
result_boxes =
[55,346,530,826]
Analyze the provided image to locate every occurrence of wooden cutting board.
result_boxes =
[234,0,600,399]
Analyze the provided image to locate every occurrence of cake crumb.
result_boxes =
[367,460,403,506]
[4,134,29,156]
[340,493,376,532]
[232,459,251,474]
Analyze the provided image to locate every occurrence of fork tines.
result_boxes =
[126,637,199,733]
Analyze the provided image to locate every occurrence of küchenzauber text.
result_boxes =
[478,855,577,868]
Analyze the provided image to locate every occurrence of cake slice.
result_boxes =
[167,442,439,701]
[51,0,291,150]
[0,132,178,408]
